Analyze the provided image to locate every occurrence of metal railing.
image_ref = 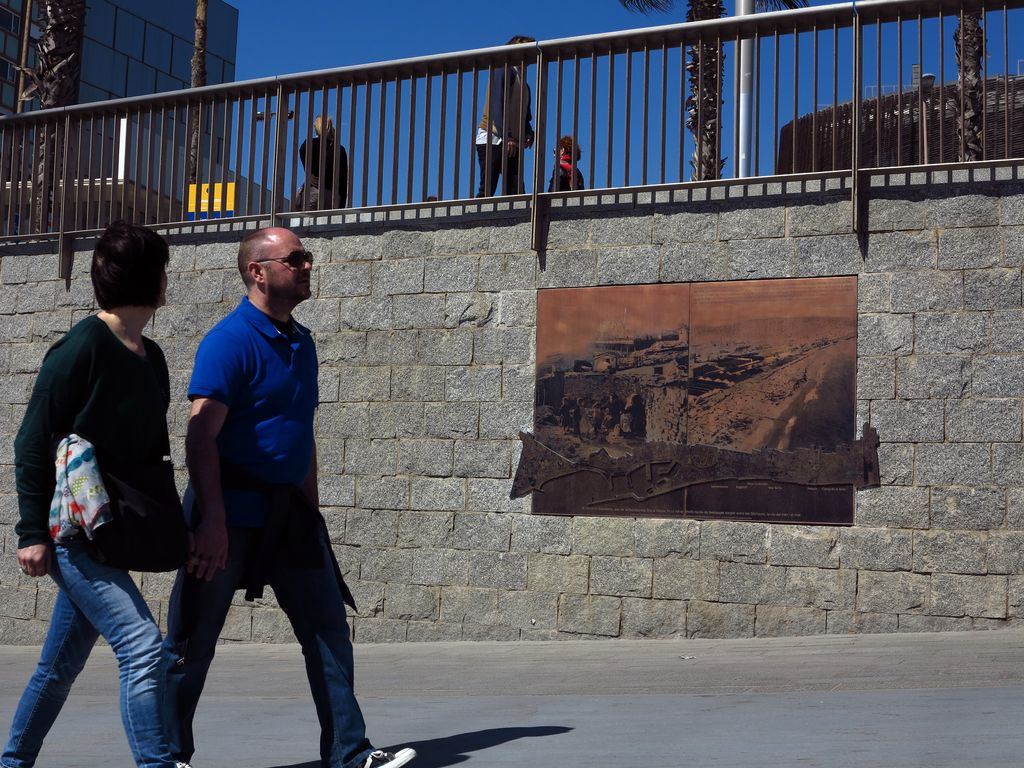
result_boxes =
[2,0,1023,248]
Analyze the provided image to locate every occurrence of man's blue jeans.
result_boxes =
[162,527,372,768]
[1,539,175,768]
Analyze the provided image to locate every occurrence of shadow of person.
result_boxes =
[265,725,573,768]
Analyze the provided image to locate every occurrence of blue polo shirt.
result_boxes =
[188,296,319,527]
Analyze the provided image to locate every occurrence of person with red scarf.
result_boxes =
[547,135,585,192]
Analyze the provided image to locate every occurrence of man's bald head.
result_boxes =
[237,227,295,286]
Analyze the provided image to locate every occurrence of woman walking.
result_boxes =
[2,222,186,768]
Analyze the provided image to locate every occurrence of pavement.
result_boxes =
[0,629,1023,767]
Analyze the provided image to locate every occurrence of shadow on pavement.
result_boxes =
[266,725,573,768]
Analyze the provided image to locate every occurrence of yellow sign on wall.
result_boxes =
[187,182,235,220]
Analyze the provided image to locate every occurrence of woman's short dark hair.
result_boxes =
[91,221,169,310]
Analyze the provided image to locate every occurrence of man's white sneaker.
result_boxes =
[361,747,416,768]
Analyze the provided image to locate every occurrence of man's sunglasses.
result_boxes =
[254,250,314,269]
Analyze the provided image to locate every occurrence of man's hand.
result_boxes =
[18,544,51,578]
[524,135,534,149]
[506,139,519,158]
[187,520,228,581]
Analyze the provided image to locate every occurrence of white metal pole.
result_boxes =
[737,0,755,177]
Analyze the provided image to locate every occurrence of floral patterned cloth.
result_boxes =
[49,434,112,542]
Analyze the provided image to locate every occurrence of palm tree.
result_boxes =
[620,0,806,180]
[187,0,208,185]
[19,0,87,231]
[952,12,984,161]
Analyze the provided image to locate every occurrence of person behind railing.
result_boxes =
[476,35,535,197]
[295,115,348,211]
[547,135,585,192]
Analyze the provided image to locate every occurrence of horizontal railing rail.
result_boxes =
[1,0,1023,247]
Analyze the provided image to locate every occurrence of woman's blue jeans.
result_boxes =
[1,539,177,768]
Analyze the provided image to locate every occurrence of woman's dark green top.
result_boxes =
[14,315,171,548]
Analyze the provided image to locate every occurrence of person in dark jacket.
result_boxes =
[476,35,535,197]
[547,135,585,192]
[295,115,348,211]
[2,222,185,768]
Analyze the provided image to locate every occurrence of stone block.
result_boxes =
[858,272,891,313]
[793,234,862,277]
[557,593,622,636]
[620,597,687,638]
[890,271,963,312]
[410,477,465,511]
[367,402,425,439]
[391,294,445,330]
[788,199,852,237]
[913,312,989,354]
[251,609,293,643]
[380,229,433,260]
[498,590,559,630]
[510,515,572,554]
[445,293,497,329]
[439,586,499,624]
[489,222,532,254]
[895,356,969,399]
[354,618,409,643]
[318,402,370,438]
[497,290,536,327]
[928,574,1006,619]
[453,513,511,551]
[423,402,480,439]
[857,357,895,400]
[468,551,527,590]
[869,400,944,442]
[686,600,754,638]
[858,314,913,356]
[824,610,898,634]
[755,606,826,637]
[1009,575,1024,616]
[727,238,792,280]
[462,623,521,641]
[700,520,768,563]
[964,268,1022,310]
[333,234,385,262]
[596,246,660,285]
[434,226,492,256]
[538,249,597,289]
[348,581,385,618]
[318,263,372,298]
[389,366,445,402]
[397,439,454,477]
[0,586,36,620]
[572,517,634,556]
[973,355,1024,397]
[384,584,439,621]
[335,366,390,402]
[407,621,464,642]
[355,476,409,510]
[479,401,532,439]
[653,210,718,243]
[857,571,929,613]
[527,553,589,593]
[768,526,839,568]
[477,253,536,291]
[930,486,1005,530]
[317,333,367,365]
[992,310,1024,352]
[590,215,654,246]
[993,443,1024,486]
[345,509,398,547]
[933,193,1000,229]
[339,296,394,331]
[424,256,479,293]
[719,204,786,240]
[359,548,413,583]
[589,556,653,597]
[363,330,419,365]
[839,527,912,571]
[502,365,534,403]
[718,563,787,604]
[659,242,730,283]
[473,327,533,365]
[937,227,1001,269]
[946,399,1021,442]
[913,530,987,574]
[634,518,700,558]
[864,230,937,271]
[915,443,992,486]
[897,614,972,633]
[445,366,502,402]
[986,531,1024,573]
[467,478,525,513]
[372,259,425,295]
[411,548,469,586]
[781,567,857,610]
[418,330,474,365]
[397,511,454,548]
[652,558,719,601]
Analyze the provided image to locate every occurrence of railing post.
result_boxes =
[270,82,288,226]
[58,113,73,284]
[530,44,547,255]
[850,4,862,233]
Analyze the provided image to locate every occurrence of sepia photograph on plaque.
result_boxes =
[513,276,879,525]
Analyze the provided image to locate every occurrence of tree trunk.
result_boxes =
[21,0,86,232]
[953,12,984,162]
[685,0,726,181]
[187,0,208,185]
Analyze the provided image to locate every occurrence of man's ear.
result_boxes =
[247,260,265,286]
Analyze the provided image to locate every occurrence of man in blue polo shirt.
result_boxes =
[162,227,416,768]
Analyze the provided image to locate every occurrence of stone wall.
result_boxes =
[3,168,1024,642]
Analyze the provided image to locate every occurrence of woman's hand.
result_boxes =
[18,544,52,578]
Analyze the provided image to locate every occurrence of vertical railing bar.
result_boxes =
[133,108,145,222]
[659,42,668,183]
[852,9,862,229]
[607,48,614,188]
[348,82,358,207]
[156,104,168,224]
[1003,1,1009,158]
[17,123,29,233]
[715,34,722,180]
[812,26,819,172]
[875,19,882,167]
[980,5,988,159]
[143,106,154,223]
[206,98,219,220]
[572,52,581,189]
[642,44,650,186]
[270,84,288,223]
[555,53,565,178]
[83,116,94,226]
[406,76,416,203]
[294,89,308,212]
[516,52,527,195]
[93,115,106,225]
[678,40,685,181]
[1,126,13,234]
[232,97,244,217]
[331,81,343,209]
[453,67,463,199]
[392,78,403,205]
[754,30,762,175]
[772,28,779,173]
[260,90,273,216]
[469,67,479,198]
[421,72,432,201]
[917,11,924,164]
[732,30,741,179]
[938,8,945,161]
[377,76,387,206]
[362,79,373,207]
[530,45,547,252]
[590,51,598,187]
[56,115,71,260]
[436,69,447,201]
[958,6,966,161]
[499,61,510,195]
[832,22,839,170]
[896,15,903,167]
[106,113,118,224]
[219,94,234,220]
[39,117,52,233]
[792,27,800,172]
[168,104,181,221]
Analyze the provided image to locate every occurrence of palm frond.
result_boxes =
[619,0,677,12]
[754,0,809,11]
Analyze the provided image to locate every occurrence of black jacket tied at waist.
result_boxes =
[218,460,356,610]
